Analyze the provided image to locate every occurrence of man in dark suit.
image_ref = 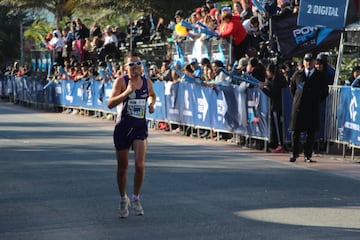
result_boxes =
[288,52,329,163]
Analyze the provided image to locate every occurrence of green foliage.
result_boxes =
[24,19,52,45]
[0,6,21,64]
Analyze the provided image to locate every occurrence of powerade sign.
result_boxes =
[293,26,317,44]
[298,0,349,30]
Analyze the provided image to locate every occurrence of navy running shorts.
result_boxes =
[113,122,148,150]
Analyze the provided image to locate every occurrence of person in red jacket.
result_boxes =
[219,11,249,62]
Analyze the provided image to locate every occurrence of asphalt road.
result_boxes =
[0,101,360,240]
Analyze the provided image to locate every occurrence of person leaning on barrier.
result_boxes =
[258,62,288,153]
[211,60,229,85]
[288,52,329,163]
[157,59,173,81]
[234,57,248,81]
[219,10,249,61]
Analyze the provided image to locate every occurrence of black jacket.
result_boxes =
[289,69,328,132]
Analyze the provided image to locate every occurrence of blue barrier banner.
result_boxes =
[101,80,116,113]
[82,80,95,108]
[166,82,181,122]
[234,84,248,134]
[7,76,14,97]
[23,77,32,102]
[193,85,211,127]
[282,88,293,143]
[337,87,360,145]
[179,82,196,125]
[298,0,348,30]
[91,80,105,109]
[247,87,269,138]
[52,81,63,105]
[0,76,4,96]
[210,87,229,131]
[149,81,166,121]
[63,80,76,106]
[14,77,23,100]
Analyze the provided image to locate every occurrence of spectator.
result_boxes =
[233,57,248,84]
[240,0,253,22]
[347,65,360,85]
[189,58,202,78]
[62,26,73,60]
[233,1,243,17]
[126,18,137,45]
[190,12,198,24]
[152,16,167,42]
[90,22,102,39]
[195,7,203,22]
[259,62,288,153]
[315,53,335,85]
[219,11,249,62]
[157,59,173,81]
[173,10,188,43]
[61,59,72,79]
[209,8,220,30]
[148,64,159,81]
[71,62,83,80]
[211,60,229,85]
[102,25,120,60]
[288,52,329,163]
[200,57,214,83]
[114,26,127,48]
[243,16,262,50]
[280,61,295,86]
[206,0,215,10]
[74,18,90,62]
[48,30,65,66]
[171,61,183,82]
[74,61,91,81]
[247,57,265,83]
[276,0,293,16]
[291,0,300,14]
[21,63,32,77]
[139,15,152,42]
[201,6,210,21]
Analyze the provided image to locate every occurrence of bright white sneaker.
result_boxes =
[132,198,144,216]
[118,196,130,218]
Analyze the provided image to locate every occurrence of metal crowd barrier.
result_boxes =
[1,73,359,159]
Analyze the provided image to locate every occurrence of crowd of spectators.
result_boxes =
[2,0,353,152]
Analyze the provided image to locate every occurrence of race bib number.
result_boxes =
[127,99,146,118]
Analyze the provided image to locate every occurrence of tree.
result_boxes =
[0,0,76,27]
[0,5,28,64]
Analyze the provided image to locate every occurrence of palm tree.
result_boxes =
[0,0,76,27]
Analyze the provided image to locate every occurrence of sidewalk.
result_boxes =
[151,129,360,181]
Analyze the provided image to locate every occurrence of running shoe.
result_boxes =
[132,198,144,216]
[118,196,130,218]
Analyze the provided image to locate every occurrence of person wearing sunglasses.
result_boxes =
[107,51,156,218]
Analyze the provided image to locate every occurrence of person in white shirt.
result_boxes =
[48,30,65,66]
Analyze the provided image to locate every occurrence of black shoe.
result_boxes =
[304,157,316,163]
[289,154,299,162]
